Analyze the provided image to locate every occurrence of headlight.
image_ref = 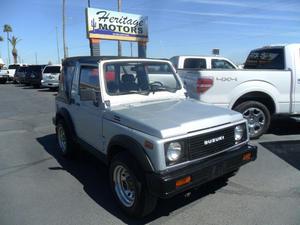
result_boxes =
[166,142,182,162]
[235,124,246,143]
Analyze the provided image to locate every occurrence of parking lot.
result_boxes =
[0,83,300,225]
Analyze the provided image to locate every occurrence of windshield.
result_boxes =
[244,48,285,69]
[43,66,61,73]
[104,61,181,95]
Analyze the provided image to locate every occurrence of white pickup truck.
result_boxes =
[177,43,300,139]
[170,55,238,70]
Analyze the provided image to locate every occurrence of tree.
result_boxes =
[8,36,21,64]
[0,36,3,57]
[3,24,12,64]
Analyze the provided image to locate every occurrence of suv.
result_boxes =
[53,56,257,217]
[41,64,61,90]
[15,65,28,84]
[24,65,46,87]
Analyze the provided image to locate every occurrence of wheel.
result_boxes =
[109,152,157,217]
[0,79,7,84]
[234,101,270,139]
[50,87,58,91]
[33,84,41,88]
[56,120,76,157]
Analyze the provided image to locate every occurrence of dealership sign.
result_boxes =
[86,8,148,42]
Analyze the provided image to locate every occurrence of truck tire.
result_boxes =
[109,152,157,218]
[234,101,270,139]
[56,120,76,157]
[0,79,7,84]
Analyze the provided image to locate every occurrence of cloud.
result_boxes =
[179,0,300,13]
[136,8,300,22]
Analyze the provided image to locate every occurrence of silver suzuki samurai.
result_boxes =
[53,56,257,217]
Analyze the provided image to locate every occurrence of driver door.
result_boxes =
[71,65,103,151]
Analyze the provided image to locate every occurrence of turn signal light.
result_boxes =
[243,152,252,161]
[176,176,192,187]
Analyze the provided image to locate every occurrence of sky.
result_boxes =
[0,0,299,65]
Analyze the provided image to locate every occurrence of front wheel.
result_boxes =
[109,152,157,218]
[56,120,76,157]
[234,101,271,139]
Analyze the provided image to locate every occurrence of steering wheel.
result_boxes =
[149,81,164,87]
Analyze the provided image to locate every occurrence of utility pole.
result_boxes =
[117,0,122,56]
[88,0,91,7]
[62,0,68,58]
[55,26,61,64]
[35,52,38,64]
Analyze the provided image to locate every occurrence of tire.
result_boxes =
[0,79,7,84]
[109,152,157,218]
[33,84,40,88]
[56,120,76,157]
[234,101,270,139]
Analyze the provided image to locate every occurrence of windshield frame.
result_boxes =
[102,60,182,96]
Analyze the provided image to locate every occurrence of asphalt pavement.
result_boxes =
[0,84,300,225]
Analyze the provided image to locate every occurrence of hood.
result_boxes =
[105,99,243,139]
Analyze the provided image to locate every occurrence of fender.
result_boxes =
[228,80,280,112]
[55,108,78,140]
[107,135,154,172]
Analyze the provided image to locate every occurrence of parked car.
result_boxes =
[53,56,257,217]
[24,65,47,87]
[41,64,61,90]
[170,55,238,70]
[0,67,9,84]
[177,43,300,139]
[14,65,28,84]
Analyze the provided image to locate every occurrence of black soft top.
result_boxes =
[63,56,168,66]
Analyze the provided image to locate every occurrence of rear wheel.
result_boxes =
[234,101,270,139]
[109,152,157,217]
[0,79,7,84]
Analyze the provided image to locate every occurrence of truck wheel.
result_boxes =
[234,101,270,139]
[0,79,7,84]
[109,152,157,217]
[56,120,76,157]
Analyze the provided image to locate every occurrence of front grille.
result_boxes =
[188,126,235,160]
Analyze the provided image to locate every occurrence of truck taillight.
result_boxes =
[197,77,214,93]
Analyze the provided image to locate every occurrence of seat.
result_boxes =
[120,74,138,92]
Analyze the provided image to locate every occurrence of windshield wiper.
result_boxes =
[119,90,150,95]
[149,85,178,94]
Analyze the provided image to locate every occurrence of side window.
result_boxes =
[79,66,100,101]
[71,66,79,98]
[170,57,179,69]
[183,58,206,69]
[211,59,235,69]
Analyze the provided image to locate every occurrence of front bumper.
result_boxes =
[146,144,257,198]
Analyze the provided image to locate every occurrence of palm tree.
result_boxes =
[0,36,3,58]
[3,24,12,64]
[8,36,21,64]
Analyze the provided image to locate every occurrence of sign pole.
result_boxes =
[138,41,147,58]
[117,0,122,56]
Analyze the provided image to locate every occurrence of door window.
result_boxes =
[211,59,236,69]
[79,66,100,101]
[183,58,206,69]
